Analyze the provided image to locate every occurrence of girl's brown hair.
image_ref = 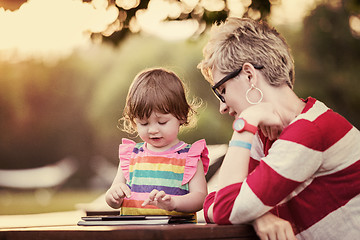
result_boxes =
[121,68,199,134]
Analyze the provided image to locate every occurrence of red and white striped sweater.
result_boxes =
[204,97,360,239]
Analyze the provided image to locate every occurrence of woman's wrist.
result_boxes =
[229,140,252,150]
[238,110,260,127]
[231,127,255,141]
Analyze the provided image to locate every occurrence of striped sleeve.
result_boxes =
[228,116,325,223]
[215,100,356,225]
[213,183,242,224]
[203,191,216,223]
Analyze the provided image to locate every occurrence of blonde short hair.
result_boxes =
[121,68,197,134]
[198,17,295,89]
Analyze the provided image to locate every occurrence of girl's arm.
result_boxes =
[105,164,131,209]
[174,160,208,212]
[142,161,208,212]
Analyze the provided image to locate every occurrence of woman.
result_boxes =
[197,17,360,240]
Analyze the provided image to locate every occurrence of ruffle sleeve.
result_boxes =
[119,138,136,182]
[182,139,209,185]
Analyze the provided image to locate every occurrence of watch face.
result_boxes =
[234,118,245,131]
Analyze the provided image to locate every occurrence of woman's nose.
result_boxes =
[219,101,228,114]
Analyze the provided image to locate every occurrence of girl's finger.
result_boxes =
[154,191,166,201]
[114,188,124,198]
[162,195,171,201]
[141,198,151,207]
[148,189,159,200]
[111,192,120,203]
[120,184,131,198]
[142,189,159,206]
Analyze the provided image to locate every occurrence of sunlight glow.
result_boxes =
[115,0,140,10]
[200,0,225,12]
[181,0,199,11]
[227,0,246,18]
[349,15,360,38]
[0,0,322,62]
[0,0,118,62]
[135,0,199,41]
[269,0,317,26]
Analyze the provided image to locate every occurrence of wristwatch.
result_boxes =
[232,117,258,134]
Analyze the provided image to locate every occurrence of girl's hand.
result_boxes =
[105,183,131,209]
[141,161,207,213]
[252,212,297,240]
[142,189,176,211]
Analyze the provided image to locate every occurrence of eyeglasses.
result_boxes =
[211,64,264,103]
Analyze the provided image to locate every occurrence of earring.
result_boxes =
[246,84,263,104]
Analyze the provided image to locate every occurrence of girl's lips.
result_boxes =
[150,137,162,141]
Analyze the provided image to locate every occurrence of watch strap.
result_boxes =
[233,118,257,134]
[244,121,258,134]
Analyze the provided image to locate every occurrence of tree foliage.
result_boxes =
[95,0,271,44]
[299,0,360,127]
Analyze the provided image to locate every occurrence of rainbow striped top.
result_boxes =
[118,138,209,217]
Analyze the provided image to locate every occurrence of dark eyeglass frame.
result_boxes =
[212,64,264,103]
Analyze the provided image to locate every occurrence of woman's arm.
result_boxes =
[204,193,297,239]
[218,103,283,188]
[212,102,325,226]
[203,191,215,223]
[212,103,285,224]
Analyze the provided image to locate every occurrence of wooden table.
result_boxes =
[0,211,259,240]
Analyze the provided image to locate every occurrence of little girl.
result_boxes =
[105,68,209,219]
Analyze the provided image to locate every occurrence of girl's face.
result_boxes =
[135,111,182,152]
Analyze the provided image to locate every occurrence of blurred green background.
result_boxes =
[0,0,359,214]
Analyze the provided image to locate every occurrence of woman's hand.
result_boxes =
[240,103,283,140]
[142,189,176,211]
[252,212,297,240]
[105,183,131,209]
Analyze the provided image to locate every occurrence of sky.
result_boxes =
[0,0,319,62]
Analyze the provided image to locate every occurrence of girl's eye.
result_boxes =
[159,121,168,125]
[139,122,148,126]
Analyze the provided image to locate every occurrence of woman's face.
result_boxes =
[212,67,250,118]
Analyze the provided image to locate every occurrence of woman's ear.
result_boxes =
[242,62,258,85]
